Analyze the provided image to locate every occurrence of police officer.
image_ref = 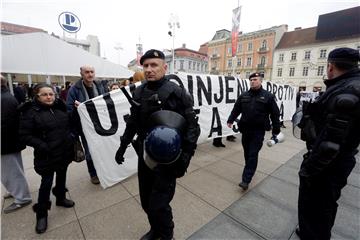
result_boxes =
[227,72,280,190]
[115,49,200,240]
[296,48,360,240]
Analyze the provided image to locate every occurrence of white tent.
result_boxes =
[1,32,134,78]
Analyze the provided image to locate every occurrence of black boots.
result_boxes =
[52,187,75,208]
[33,201,51,234]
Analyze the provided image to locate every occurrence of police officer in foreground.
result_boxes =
[115,49,200,240]
[227,72,280,190]
[296,48,360,240]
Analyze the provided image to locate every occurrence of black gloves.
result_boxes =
[115,144,127,165]
[174,152,192,178]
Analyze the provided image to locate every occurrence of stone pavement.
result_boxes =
[1,123,359,239]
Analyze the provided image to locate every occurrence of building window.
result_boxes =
[237,43,242,52]
[237,58,241,66]
[174,60,176,68]
[261,40,267,48]
[291,52,297,61]
[188,61,192,70]
[201,64,204,72]
[304,51,311,60]
[260,56,266,66]
[180,60,184,70]
[277,68,282,77]
[228,47,232,54]
[245,71,251,78]
[303,66,309,76]
[246,57,252,66]
[279,53,284,62]
[320,49,327,58]
[228,59,232,67]
[289,67,295,76]
[197,63,200,71]
[193,62,196,69]
[317,66,324,76]
[248,42,252,51]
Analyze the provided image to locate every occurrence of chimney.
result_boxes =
[294,27,302,30]
[182,43,186,48]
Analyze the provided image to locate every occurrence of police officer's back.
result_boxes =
[115,49,200,240]
[296,48,360,240]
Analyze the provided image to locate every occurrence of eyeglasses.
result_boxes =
[38,93,55,97]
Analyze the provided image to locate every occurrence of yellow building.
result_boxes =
[208,25,287,80]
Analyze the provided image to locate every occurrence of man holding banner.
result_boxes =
[66,66,107,185]
[115,49,200,240]
[227,72,281,191]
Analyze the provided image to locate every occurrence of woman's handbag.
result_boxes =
[74,137,85,163]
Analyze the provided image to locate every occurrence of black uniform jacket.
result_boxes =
[227,86,280,134]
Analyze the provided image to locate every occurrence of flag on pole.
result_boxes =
[231,6,241,57]
[136,43,143,66]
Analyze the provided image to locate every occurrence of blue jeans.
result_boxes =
[241,130,265,183]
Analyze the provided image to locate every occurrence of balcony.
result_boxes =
[211,54,220,59]
[257,47,269,53]
[257,64,266,70]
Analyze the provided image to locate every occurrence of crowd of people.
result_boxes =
[1,47,359,240]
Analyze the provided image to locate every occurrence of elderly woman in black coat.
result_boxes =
[19,83,75,234]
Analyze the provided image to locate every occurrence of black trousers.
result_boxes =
[241,130,265,183]
[38,167,68,206]
[138,158,176,239]
[298,156,355,240]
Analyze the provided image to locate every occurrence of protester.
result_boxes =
[1,75,32,214]
[14,81,26,104]
[227,72,281,190]
[110,82,120,91]
[115,49,200,240]
[66,65,106,184]
[296,47,360,240]
[60,81,71,102]
[19,83,75,234]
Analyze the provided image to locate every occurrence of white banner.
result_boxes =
[78,72,297,188]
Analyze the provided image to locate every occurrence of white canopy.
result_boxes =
[1,32,134,78]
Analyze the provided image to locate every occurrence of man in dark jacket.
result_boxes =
[1,75,32,213]
[66,65,106,184]
[227,72,281,190]
[296,48,360,240]
[115,49,200,240]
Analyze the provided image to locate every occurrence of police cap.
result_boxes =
[328,47,360,64]
[140,49,165,65]
[249,72,263,80]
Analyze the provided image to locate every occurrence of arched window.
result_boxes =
[262,40,267,48]
[260,56,266,66]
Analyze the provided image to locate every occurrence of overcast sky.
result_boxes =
[2,0,359,67]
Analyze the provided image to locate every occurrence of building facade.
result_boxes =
[128,45,208,74]
[167,44,208,74]
[272,7,360,91]
[208,25,288,79]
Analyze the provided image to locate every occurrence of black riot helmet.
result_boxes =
[144,110,186,170]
